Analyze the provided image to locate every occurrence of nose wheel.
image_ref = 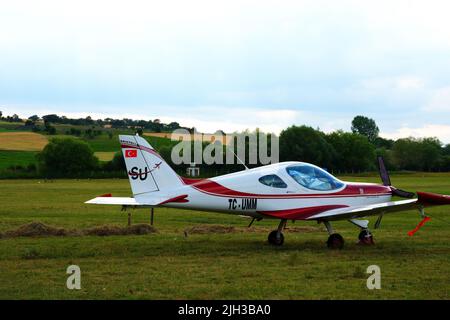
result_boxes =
[358,229,374,245]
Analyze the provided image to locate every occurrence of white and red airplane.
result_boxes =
[86,135,450,249]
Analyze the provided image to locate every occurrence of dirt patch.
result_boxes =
[183,224,321,235]
[243,226,321,233]
[184,225,236,235]
[1,222,157,239]
[284,226,322,233]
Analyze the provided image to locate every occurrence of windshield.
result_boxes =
[286,164,344,191]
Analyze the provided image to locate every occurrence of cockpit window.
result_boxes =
[258,174,288,188]
[286,165,344,191]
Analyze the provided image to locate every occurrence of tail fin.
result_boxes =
[119,135,183,196]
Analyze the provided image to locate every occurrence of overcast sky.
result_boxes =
[1,0,450,142]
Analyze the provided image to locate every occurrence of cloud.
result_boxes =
[2,1,450,144]
[381,124,450,144]
[360,76,425,91]
[423,86,450,112]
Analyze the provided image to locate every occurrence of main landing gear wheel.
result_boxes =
[358,229,374,245]
[268,230,284,246]
[327,233,344,249]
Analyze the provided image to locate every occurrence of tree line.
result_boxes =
[0,112,188,133]
[280,116,450,173]
[1,112,449,178]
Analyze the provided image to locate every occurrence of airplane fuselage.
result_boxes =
[137,162,392,220]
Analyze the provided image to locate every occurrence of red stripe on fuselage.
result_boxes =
[158,194,189,205]
[258,205,349,220]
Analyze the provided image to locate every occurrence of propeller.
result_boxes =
[377,156,415,199]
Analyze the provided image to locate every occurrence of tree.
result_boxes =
[279,125,334,168]
[373,136,394,149]
[326,131,376,172]
[37,138,98,177]
[28,115,39,122]
[351,115,380,143]
[419,137,442,171]
[44,121,56,135]
[443,144,450,156]
[392,137,442,171]
[42,114,61,123]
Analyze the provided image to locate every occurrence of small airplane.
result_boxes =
[86,135,450,249]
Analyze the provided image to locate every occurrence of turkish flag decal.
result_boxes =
[125,149,137,158]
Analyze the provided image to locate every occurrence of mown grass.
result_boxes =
[0,174,449,299]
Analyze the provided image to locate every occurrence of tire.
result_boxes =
[327,233,344,249]
[268,230,284,246]
[358,229,374,245]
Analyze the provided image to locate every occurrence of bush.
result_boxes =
[37,137,99,178]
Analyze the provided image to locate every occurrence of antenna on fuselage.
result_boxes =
[227,146,249,171]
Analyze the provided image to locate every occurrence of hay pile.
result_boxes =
[0,222,157,239]
[84,224,156,236]
[2,222,74,238]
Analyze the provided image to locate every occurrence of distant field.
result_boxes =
[144,132,173,139]
[0,173,449,299]
[94,151,116,161]
[0,132,48,151]
[86,135,121,152]
[0,151,38,169]
[145,132,233,144]
[0,130,176,169]
[0,121,26,131]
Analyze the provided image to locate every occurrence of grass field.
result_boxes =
[94,151,116,162]
[0,173,449,299]
[0,151,38,169]
[0,132,48,151]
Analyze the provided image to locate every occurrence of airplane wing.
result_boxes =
[85,194,188,206]
[306,199,418,221]
[307,191,450,221]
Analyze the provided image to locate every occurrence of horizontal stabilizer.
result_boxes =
[85,194,188,206]
[85,197,143,206]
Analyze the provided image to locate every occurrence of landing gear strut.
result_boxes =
[268,219,287,246]
[323,221,344,249]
